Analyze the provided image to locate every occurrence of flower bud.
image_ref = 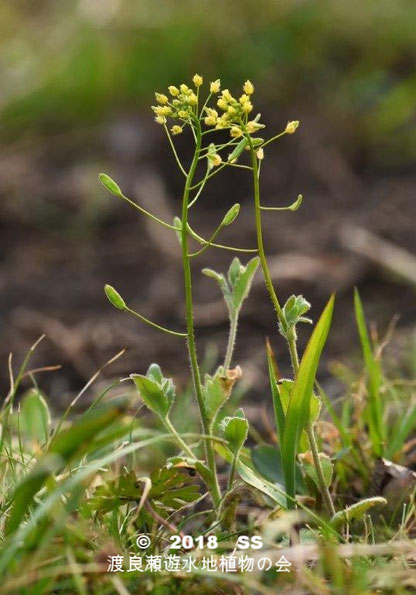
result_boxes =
[256,148,264,160]
[217,98,228,111]
[188,93,198,106]
[155,115,166,124]
[171,125,183,135]
[204,116,217,126]
[285,120,299,134]
[168,85,179,96]
[243,80,254,95]
[155,92,168,104]
[222,89,233,102]
[192,74,203,87]
[180,83,190,94]
[210,79,221,93]
[208,153,222,167]
[178,110,189,118]
[242,101,253,114]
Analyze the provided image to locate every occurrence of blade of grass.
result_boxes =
[281,295,334,507]
[265,339,285,444]
[354,288,384,456]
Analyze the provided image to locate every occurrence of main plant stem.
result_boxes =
[181,119,221,506]
[247,134,335,516]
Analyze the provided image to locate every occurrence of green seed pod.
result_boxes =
[251,137,264,147]
[99,173,122,197]
[222,203,240,226]
[228,138,247,162]
[104,284,126,310]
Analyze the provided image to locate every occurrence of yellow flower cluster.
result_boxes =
[203,79,263,137]
[151,79,201,126]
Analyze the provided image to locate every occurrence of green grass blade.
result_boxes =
[354,288,384,456]
[266,339,285,444]
[386,402,416,459]
[5,402,126,535]
[282,295,335,507]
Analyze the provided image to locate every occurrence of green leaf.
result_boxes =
[99,173,122,197]
[354,288,384,456]
[252,445,306,492]
[230,256,260,311]
[131,365,175,420]
[330,497,387,530]
[215,444,287,508]
[281,295,335,507]
[19,389,51,444]
[228,257,242,287]
[299,451,333,491]
[202,369,230,424]
[222,414,249,453]
[104,284,126,310]
[202,268,229,294]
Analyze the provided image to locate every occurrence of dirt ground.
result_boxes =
[1,113,415,406]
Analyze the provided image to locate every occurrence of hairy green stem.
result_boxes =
[247,132,335,516]
[181,118,221,506]
[163,417,197,460]
[223,315,238,372]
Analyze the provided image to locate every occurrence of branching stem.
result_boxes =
[181,118,221,506]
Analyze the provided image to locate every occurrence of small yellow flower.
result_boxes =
[178,110,189,118]
[239,94,249,104]
[210,79,221,93]
[192,74,203,87]
[152,105,164,116]
[180,83,190,94]
[285,120,299,134]
[204,116,217,126]
[243,80,254,95]
[241,101,253,114]
[188,93,198,106]
[205,108,218,118]
[160,106,172,116]
[222,89,233,102]
[227,106,237,116]
[155,92,168,104]
[168,85,180,96]
[256,148,264,160]
[246,120,261,134]
[208,153,222,167]
[171,125,183,135]
[230,126,243,138]
[217,98,228,111]
[155,115,166,124]
[215,118,228,129]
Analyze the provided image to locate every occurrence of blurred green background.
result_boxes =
[1,0,415,400]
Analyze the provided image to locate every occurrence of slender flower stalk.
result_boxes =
[180,116,221,506]
[245,131,336,516]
